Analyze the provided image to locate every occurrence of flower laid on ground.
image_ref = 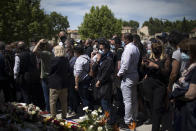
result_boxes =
[98,108,102,113]
[83,106,89,112]
[91,110,98,117]
[0,102,83,130]
[97,126,103,131]
[43,116,81,130]
[78,107,112,131]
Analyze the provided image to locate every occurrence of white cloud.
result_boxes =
[40,0,196,29]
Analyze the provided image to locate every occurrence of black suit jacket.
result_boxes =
[92,54,114,100]
[48,57,71,89]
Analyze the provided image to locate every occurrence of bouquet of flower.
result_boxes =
[10,102,43,122]
[0,102,44,130]
[78,107,112,131]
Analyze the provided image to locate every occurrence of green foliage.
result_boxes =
[122,20,139,29]
[78,5,122,39]
[142,17,196,35]
[0,0,69,43]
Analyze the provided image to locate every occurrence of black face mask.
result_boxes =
[60,36,66,43]
[152,48,162,55]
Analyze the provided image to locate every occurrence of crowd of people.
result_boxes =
[0,30,196,131]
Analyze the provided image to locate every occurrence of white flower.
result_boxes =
[60,122,65,126]
[31,111,36,115]
[79,116,87,121]
[91,110,98,117]
[64,120,68,124]
[97,126,103,131]
[98,108,102,113]
[88,125,94,130]
[35,107,40,111]
[83,106,89,112]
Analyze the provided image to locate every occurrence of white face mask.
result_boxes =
[98,49,104,55]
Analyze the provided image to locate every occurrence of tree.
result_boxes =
[48,12,69,38]
[122,20,139,29]
[78,5,122,39]
[142,17,196,35]
[0,0,69,43]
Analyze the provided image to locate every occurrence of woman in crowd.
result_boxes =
[141,39,171,131]
[48,45,70,119]
[171,39,196,131]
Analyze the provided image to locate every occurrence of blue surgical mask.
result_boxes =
[99,49,104,55]
[122,41,125,47]
[147,49,151,55]
[110,45,115,50]
[181,52,190,60]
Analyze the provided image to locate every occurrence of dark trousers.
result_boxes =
[68,84,80,112]
[41,78,50,111]
[16,75,30,104]
[0,80,11,102]
[142,78,166,131]
[78,81,92,109]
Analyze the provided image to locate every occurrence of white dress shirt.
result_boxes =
[13,55,20,79]
[117,42,140,79]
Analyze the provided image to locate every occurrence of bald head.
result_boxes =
[59,31,67,43]
[59,31,66,38]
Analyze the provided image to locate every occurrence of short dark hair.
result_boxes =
[66,38,75,45]
[0,41,5,50]
[168,31,188,46]
[98,38,110,50]
[123,33,133,42]
[113,37,121,45]
[133,34,141,43]
[73,43,84,54]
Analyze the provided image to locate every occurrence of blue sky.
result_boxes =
[40,0,196,30]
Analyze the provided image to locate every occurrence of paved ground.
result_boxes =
[135,125,151,131]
